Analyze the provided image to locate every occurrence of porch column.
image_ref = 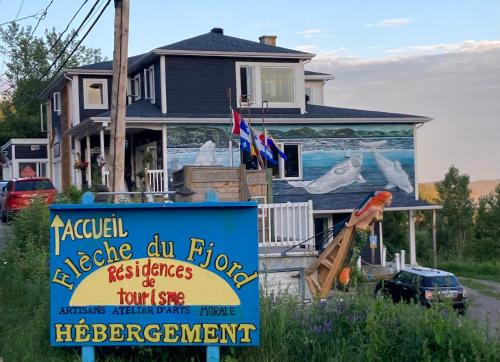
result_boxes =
[378,221,384,265]
[408,210,417,265]
[100,129,106,185]
[432,209,437,268]
[162,124,168,193]
[86,136,92,188]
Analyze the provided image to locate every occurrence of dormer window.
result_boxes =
[83,79,108,109]
[236,62,303,109]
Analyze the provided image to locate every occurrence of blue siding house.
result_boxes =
[39,28,438,266]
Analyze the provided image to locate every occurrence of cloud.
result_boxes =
[306,40,500,181]
[298,29,322,37]
[365,18,413,28]
[295,44,317,52]
[297,29,333,39]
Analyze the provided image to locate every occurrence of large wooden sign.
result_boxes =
[49,202,259,346]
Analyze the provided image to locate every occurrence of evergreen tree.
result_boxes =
[436,165,474,259]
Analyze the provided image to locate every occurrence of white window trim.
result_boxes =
[133,74,141,100]
[144,65,155,104]
[82,78,108,109]
[235,61,304,110]
[274,142,303,180]
[53,92,61,115]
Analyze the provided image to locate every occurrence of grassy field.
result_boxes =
[438,259,500,282]
[1,202,499,361]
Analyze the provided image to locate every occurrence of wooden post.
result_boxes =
[432,209,437,268]
[408,210,417,265]
[109,0,129,201]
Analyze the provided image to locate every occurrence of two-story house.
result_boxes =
[39,28,439,267]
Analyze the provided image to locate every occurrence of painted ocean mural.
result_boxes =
[165,124,415,197]
[266,124,415,196]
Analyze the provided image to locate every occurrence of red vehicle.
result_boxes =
[0,178,56,222]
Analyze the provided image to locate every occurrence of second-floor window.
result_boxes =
[236,62,303,109]
[144,66,155,103]
[83,79,108,109]
[261,67,294,103]
[53,92,61,115]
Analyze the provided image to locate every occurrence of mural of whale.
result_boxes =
[372,151,413,193]
[288,153,366,194]
[359,140,414,194]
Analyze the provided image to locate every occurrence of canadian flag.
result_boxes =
[231,108,241,135]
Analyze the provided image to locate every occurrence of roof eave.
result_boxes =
[305,75,335,81]
[89,116,432,124]
[153,48,314,60]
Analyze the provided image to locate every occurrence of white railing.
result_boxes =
[147,169,164,192]
[257,201,315,249]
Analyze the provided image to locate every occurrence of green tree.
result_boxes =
[0,23,105,145]
[436,165,474,259]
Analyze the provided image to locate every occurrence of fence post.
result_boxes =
[356,256,362,271]
[400,250,406,270]
[81,191,95,362]
[395,253,401,272]
[382,246,387,267]
[307,200,314,249]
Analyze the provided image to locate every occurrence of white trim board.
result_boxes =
[153,49,313,60]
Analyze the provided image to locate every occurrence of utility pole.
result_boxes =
[109,0,129,201]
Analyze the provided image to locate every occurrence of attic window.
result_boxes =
[83,78,108,109]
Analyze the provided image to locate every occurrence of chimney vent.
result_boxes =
[259,35,277,46]
[211,27,224,35]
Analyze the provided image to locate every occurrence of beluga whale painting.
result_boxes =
[360,140,414,193]
[288,153,366,194]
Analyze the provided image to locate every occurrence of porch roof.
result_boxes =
[272,182,441,213]
[88,103,430,123]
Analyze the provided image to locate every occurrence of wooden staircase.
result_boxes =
[305,191,392,299]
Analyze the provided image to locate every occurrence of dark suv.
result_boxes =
[374,267,467,313]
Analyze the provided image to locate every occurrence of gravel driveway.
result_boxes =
[462,278,500,338]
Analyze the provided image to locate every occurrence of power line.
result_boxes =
[3,0,111,115]
[1,0,101,96]
[0,12,42,27]
[15,0,26,20]
[27,0,56,42]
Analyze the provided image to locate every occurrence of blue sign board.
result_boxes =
[49,202,259,346]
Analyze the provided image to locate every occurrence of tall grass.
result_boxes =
[438,259,500,282]
[229,294,499,362]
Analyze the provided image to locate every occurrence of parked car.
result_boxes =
[374,267,467,313]
[0,178,56,222]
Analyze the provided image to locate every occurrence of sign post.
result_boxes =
[50,200,259,358]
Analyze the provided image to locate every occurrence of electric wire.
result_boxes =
[1,0,110,116]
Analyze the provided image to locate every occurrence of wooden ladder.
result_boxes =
[305,225,355,298]
[305,191,393,299]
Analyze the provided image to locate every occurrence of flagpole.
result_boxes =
[261,101,268,169]
[227,88,233,167]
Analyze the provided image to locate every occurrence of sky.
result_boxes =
[1,0,499,182]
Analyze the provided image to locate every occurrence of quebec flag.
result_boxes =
[239,120,252,153]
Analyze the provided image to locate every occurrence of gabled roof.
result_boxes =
[154,29,312,59]
[305,71,331,76]
[305,70,334,81]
